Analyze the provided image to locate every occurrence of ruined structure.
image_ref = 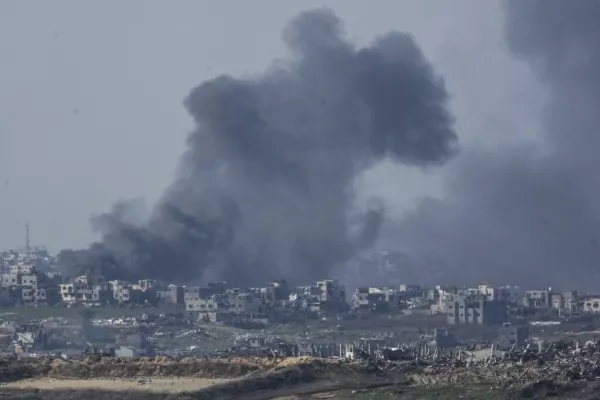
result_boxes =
[447,295,507,325]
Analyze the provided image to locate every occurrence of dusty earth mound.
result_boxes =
[6,355,600,399]
[0,356,344,381]
[0,356,397,399]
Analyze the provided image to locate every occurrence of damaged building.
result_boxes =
[581,295,600,314]
[496,322,529,350]
[114,333,155,357]
[0,264,61,306]
[297,342,339,358]
[351,287,406,313]
[12,323,48,353]
[288,279,346,313]
[551,291,579,314]
[186,286,267,322]
[523,289,551,309]
[156,284,185,306]
[447,293,507,325]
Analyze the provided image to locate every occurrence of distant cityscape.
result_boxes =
[2,246,600,328]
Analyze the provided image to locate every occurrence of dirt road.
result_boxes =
[4,377,230,392]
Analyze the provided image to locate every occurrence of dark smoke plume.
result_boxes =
[59,8,456,284]
[396,0,600,289]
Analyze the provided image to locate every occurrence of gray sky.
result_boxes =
[0,0,543,253]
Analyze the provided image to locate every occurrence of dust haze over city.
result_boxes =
[2,1,598,289]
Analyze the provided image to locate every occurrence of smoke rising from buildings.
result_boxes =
[58,8,457,284]
[396,0,600,289]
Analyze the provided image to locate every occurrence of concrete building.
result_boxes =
[21,287,34,305]
[523,290,551,309]
[186,295,220,313]
[186,288,263,321]
[108,280,144,304]
[425,289,438,302]
[84,285,112,306]
[288,285,323,312]
[289,285,320,302]
[447,295,507,325]
[33,286,60,306]
[20,274,37,288]
[419,328,458,349]
[399,284,422,294]
[352,288,370,310]
[477,282,495,301]
[59,283,77,303]
[184,283,227,302]
[296,342,338,357]
[352,287,405,313]
[365,291,388,313]
[582,296,600,314]
[13,324,48,352]
[269,280,289,301]
[1,264,60,306]
[316,279,346,304]
[184,285,203,301]
[497,322,529,350]
[432,285,458,305]
[495,286,522,305]
[225,292,260,314]
[10,264,35,275]
[135,279,156,292]
[431,291,454,314]
[197,311,221,323]
[206,281,227,295]
[248,286,276,306]
[157,284,184,306]
[60,278,112,306]
[114,333,154,357]
[551,291,579,313]
[76,275,105,286]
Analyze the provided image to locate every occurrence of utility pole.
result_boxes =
[25,222,30,253]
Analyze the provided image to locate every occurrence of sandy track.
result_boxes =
[3,377,231,392]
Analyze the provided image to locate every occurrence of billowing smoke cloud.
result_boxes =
[58,8,456,284]
[396,0,600,289]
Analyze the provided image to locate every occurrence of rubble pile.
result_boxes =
[173,328,213,340]
[92,317,139,326]
[3,339,600,395]
[369,339,600,388]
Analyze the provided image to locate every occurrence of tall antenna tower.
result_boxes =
[25,222,30,253]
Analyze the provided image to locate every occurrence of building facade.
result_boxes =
[447,295,507,325]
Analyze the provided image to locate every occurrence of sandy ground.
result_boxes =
[3,377,231,392]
